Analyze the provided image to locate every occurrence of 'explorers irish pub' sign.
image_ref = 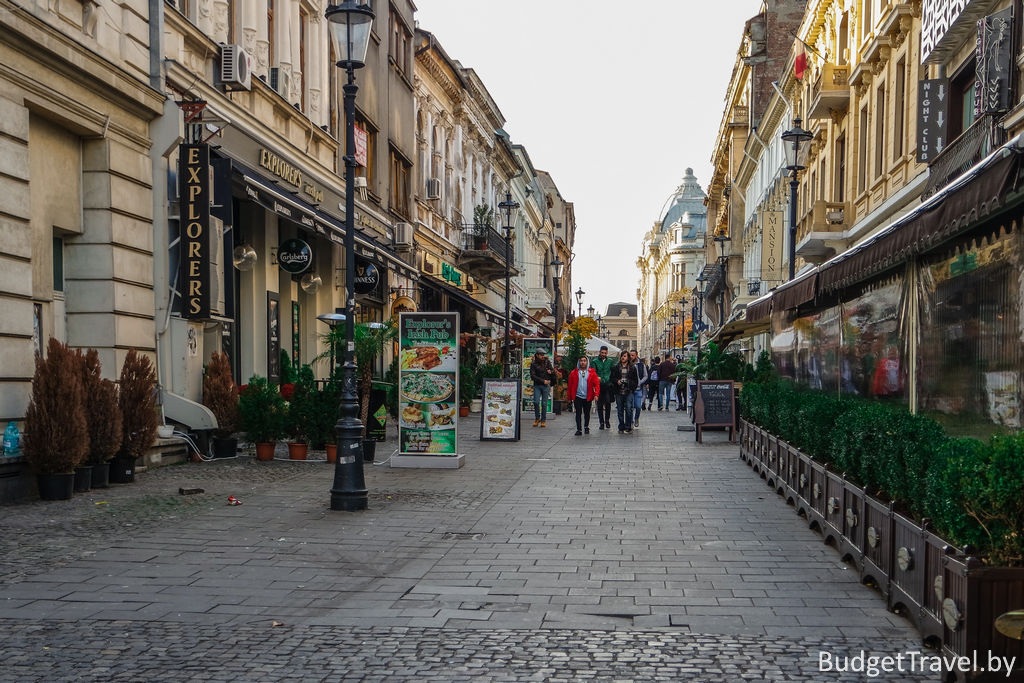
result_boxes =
[179,143,215,318]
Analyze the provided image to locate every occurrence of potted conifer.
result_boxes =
[286,365,317,460]
[112,349,158,483]
[23,338,89,500]
[239,376,286,460]
[202,351,239,458]
[81,349,122,488]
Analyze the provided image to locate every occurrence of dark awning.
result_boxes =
[745,293,773,322]
[818,143,1022,292]
[772,270,818,311]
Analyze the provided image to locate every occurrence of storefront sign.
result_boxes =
[178,143,215,318]
[267,293,280,383]
[917,79,950,163]
[521,337,554,412]
[760,210,785,284]
[480,379,521,441]
[694,380,736,443]
[391,295,417,318]
[398,312,459,456]
[441,262,463,286]
[921,0,969,63]
[278,238,312,274]
[353,256,381,294]
[259,148,302,186]
[977,8,1013,114]
[367,388,387,441]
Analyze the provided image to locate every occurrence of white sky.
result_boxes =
[413,0,767,316]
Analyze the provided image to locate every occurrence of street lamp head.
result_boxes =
[575,287,585,305]
[550,256,565,280]
[587,304,595,317]
[781,117,813,171]
[326,2,375,69]
[714,232,731,263]
[317,312,348,325]
[498,191,519,233]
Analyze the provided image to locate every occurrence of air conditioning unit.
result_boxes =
[425,178,441,200]
[270,67,291,99]
[394,222,412,249]
[220,44,252,91]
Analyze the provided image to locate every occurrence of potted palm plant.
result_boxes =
[23,338,89,500]
[112,349,158,483]
[239,376,286,460]
[202,351,239,459]
[81,349,122,489]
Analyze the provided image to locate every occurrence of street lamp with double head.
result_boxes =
[325,0,374,511]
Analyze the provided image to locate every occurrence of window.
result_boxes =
[389,8,411,76]
[835,134,846,202]
[838,13,849,64]
[390,147,410,219]
[52,236,64,293]
[893,57,906,159]
[858,106,868,194]
[950,58,977,139]
[861,0,873,42]
[819,159,826,201]
[874,84,886,177]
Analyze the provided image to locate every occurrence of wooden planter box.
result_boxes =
[738,418,1024,681]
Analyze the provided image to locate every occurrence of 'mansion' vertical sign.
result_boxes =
[179,143,212,318]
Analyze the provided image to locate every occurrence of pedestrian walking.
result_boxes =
[674,358,689,411]
[591,346,615,430]
[567,356,600,435]
[609,350,638,433]
[646,356,661,409]
[529,348,556,427]
[629,350,648,428]
[657,356,677,410]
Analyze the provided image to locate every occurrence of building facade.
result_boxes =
[602,303,639,354]
[636,169,708,359]
[0,0,164,422]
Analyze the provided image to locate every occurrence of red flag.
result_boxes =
[794,41,807,81]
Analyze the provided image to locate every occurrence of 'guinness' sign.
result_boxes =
[353,257,380,295]
[278,238,312,274]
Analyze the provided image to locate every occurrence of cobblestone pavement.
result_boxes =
[0,408,933,681]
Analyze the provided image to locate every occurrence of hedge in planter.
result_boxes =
[81,349,122,487]
[115,349,158,481]
[24,339,89,499]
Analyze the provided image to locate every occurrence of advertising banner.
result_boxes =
[398,312,459,455]
[521,337,554,412]
[480,379,521,441]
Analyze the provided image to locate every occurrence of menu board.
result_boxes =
[521,337,554,412]
[693,380,736,443]
[480,379,521,441]
[398,312,459,455]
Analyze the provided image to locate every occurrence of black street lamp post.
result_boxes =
[325,0,374,512]
[781,117,813,281]
[714,233,731,327]
[670,310,679,355]
[575,287,585,318]
[695,273,708,360]
[498,191,519,378]
[550,256,565,357]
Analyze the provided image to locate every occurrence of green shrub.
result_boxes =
[287,365,317,443]
[239,376,286,443]
[926,437,991,550]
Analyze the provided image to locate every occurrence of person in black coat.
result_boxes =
[609,350,638,433]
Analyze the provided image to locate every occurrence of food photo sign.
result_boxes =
[480,378,521,441]
[521,337,554,412]
[398,312,459,456]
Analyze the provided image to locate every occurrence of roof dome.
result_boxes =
[660,168,707,238]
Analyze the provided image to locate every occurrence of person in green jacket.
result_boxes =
[590,346,615,430]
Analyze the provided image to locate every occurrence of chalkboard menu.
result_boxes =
[694,380,736,443]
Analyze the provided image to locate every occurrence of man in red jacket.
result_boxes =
[567,356,601,435]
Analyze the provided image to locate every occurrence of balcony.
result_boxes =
[795,200,848,263]
[922,113,1003,199]
[457,224,516,283]
[807,63,851,121]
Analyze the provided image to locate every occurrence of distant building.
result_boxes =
[601,303,638,353]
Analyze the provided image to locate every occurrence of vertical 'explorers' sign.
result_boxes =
[179,144,212,318]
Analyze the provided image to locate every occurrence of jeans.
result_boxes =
[533,383,551,422]
[615,393,633,431]
[658,380,674,408]
[597,383,613,426]
[573,397,591,431]
[633,388,645,422]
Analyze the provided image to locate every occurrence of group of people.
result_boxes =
[529,346,688,435]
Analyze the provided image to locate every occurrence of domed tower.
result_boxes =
[660,168,708,237]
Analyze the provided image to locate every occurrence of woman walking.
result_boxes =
[609,350,638,433]
[567,356,600,435]
[646,356,661,409]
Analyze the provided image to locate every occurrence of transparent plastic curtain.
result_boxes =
[917,223,1024,435]
[838,278,909,404]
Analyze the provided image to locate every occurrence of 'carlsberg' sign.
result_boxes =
[179,143,213,318]
[760,210,785,284]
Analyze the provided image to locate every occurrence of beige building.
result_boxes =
[602,302,639,353]
[0,0,163,421]
[156,0,418,424]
